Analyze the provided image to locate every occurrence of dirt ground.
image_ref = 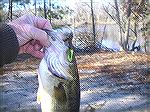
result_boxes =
[0,52,150,112]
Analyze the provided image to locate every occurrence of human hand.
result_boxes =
[8,15,52,59]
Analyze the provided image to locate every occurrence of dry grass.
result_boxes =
[1,52,150,83]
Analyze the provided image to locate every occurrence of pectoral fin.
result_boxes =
[54,82,67,103]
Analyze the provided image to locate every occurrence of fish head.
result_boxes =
[43,28,74,80]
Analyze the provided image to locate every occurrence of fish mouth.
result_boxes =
[48,68,68,80]
[48,62,72,80]
[43,28,74,80]
[44,49,71,80]
[44,40,74,80]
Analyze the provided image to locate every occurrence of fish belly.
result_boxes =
[37,55,80,112]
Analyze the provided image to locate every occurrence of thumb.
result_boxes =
[28,26,50,47]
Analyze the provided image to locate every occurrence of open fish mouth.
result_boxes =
[43,28,74,80]
[44,49,71,80]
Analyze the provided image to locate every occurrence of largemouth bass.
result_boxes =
[37,28,80,112]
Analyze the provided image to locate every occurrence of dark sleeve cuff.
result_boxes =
[0,23,19,67]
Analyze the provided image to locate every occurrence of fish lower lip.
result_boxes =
[48,68,68,80]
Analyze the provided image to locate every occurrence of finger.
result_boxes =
[35,17,52,30]
[12,15,52,30]
[29,15,52,30]
[29,40,43,51]
[24,25,50,47]
[30,40,40,46]
[25,44,44,59]
[34,43,43,51]
[30,50,44,59]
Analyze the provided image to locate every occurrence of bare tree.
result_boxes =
[99,17,108,48]
[49,0,52,23]
[44,0,47,19]
[34,0,37,16]
[122,0,132,51]
[90,0,96,46]
[8,0,13,21]
[0,0,3,22]
[114,0,123,46]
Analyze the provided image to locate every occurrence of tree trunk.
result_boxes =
[44,0,47,19]
[123,0,132,51]
[0,2,3,22]
[114,0,123,46]
[8,0,13,21]
[126,0,132,18]
[124,17,131,51]
[49,0,52,23]
[131,20,139,51]
[34,0,37,16]
[90,0,96,46]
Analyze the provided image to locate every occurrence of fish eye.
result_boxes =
[63,38,69,42]
[63,39,69,47]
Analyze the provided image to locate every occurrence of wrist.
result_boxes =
[0,23,19,65]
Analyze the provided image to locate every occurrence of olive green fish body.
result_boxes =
[37,29,80,112]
